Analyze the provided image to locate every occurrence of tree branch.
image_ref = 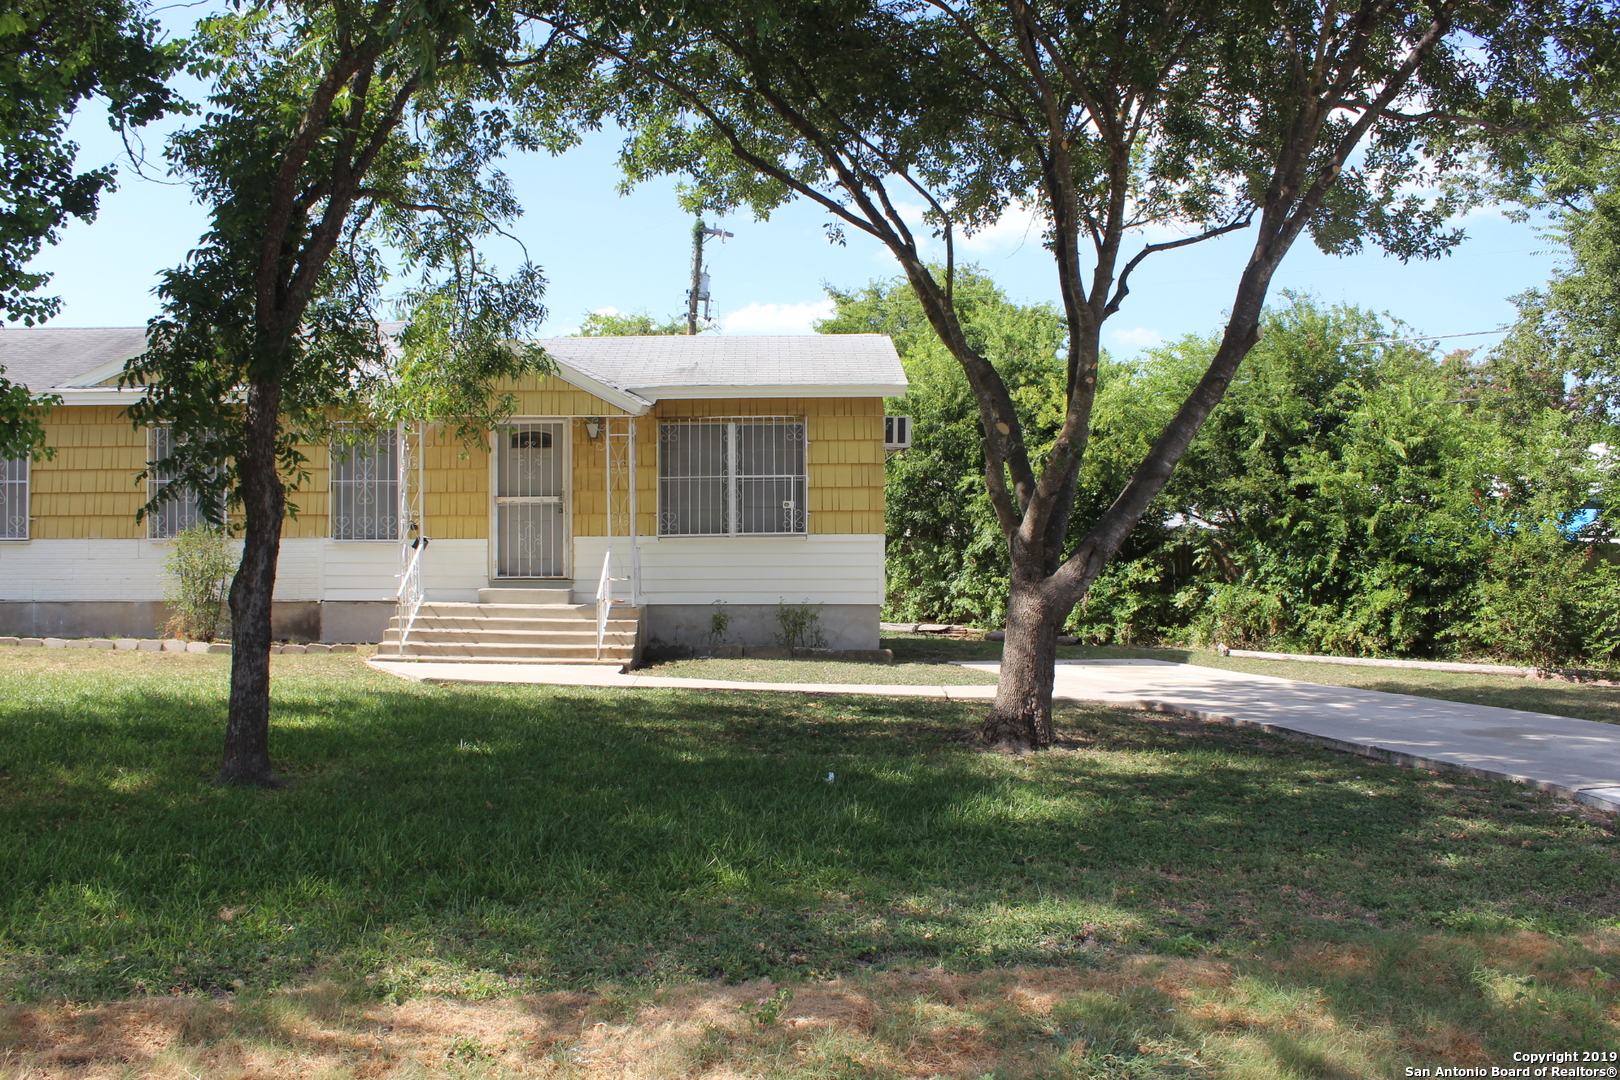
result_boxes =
[1104,213,1254,317]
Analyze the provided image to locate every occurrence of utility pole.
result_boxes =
[686,218,733,335]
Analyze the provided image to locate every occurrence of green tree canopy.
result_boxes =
[546,0,1616,747]
[0,0,183,459]
[574,309,688,335]
[126,0,583,785]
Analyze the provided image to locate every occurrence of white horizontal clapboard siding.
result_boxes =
[280,538,487,603]
[271,538,324,601]
[0,538,171,601]
[416,539,489,603]
[575,534,883,606]
[320,540,403,602]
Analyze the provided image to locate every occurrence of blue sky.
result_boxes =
[29,68,1564,361]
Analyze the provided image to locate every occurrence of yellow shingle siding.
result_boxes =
[501,372,633,419]
[30,406,146,538]
[420,422,490,540]
[416,374,630,541]
[650,397,885,536]
[25,386,887,543]
[281,437,328,539]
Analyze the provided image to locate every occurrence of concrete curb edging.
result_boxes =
[0,636,363,655]
[1224,649,1537,676]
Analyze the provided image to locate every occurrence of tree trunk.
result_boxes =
[980,571,1061,750]
[217,376,287,787]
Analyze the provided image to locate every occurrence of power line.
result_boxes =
[1342,327,1511,347]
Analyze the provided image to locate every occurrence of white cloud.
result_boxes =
[1109,326,1165,350]
[960,201,1046,252]
[718,300,837,335]
[591,305,622,316]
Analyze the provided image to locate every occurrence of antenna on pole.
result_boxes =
[687,218,733,335]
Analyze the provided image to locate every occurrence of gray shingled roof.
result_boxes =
[0,327,907,396]
[539,334,905,394]
[0,327,148,390]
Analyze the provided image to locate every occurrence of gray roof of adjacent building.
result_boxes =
[0,326,149,391]
[0,327,907,399]
[539,334,905,397]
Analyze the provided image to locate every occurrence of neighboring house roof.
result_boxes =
[0,328,907,409]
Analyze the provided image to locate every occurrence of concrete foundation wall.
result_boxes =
[645,603,879,651]
[319,601,395,644]
[0,601,170,639]
[0,600,394,643]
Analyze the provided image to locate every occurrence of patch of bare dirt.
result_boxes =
[0,941,1611,1079]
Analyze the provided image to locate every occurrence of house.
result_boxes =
[0,328,906,661]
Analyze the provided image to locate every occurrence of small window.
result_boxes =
[147,426,209,539]
[885,415,912,450]
[658,417,806,536]
[0,455,27,540]
[330,427,401,540]
[510,430,552,449]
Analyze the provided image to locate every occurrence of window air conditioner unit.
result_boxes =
[885,415,912,450]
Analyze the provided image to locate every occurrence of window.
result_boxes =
[147,426,209,539]
[658,417,806,536]
[330,426,401,540]
[0,455,27,540]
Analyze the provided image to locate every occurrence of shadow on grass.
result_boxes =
[0,662,1616,1021]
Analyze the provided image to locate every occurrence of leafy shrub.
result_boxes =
[162,525,236,641]
[1191,583,1287,650]
[1453,529,1597,667]
[702,600,733,651]
[774,599,828,649]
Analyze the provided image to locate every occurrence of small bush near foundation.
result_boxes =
[774,598,828,649]
[163,525,236,641]
[703,600,733,652]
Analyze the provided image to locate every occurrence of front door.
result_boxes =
[494,420,567,578]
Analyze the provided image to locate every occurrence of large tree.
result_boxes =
[1486,89,1620,424]
[0,0,181,458]
[542,0,1610,748]
[126,0,579,786]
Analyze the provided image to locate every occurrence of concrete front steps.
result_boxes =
[377,586,642,666]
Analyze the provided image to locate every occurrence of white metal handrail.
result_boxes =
[595,548,632,660]
[396,536,430,650]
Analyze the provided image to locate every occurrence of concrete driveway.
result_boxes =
[370,657,1620,813]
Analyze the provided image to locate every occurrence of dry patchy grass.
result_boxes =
[3,933,1616,1079]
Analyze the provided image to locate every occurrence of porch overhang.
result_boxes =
[548,361,653,416]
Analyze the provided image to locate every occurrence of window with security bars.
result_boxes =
[0,455,26,540]
[147,426,210,539]
[659,418,807,536]
[330,427,400,540]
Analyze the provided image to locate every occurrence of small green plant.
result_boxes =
[737,987,793,1027]
[445,1033,495,1062]
[774,598,828,649]
[702,600,733,651]
[162,524,236,641]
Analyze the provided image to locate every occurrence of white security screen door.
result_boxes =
[494,421,567,578]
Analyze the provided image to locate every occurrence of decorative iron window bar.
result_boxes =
[0,455,26,540]
[658,416,807,536]
[330,426,401,541]
[146,426,210,539]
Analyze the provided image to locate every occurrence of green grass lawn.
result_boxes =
[642,635,1620,725]
[1,648,1617,1074]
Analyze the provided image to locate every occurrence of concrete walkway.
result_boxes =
[367,657,1620,813]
